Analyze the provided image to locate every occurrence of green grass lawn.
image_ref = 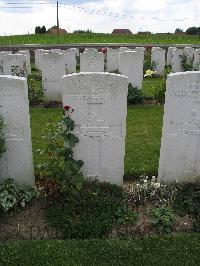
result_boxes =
[0,234,199,266]
[0,33,200,45]
[30,105,163,178]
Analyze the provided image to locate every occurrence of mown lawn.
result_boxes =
[0,234,200,266]
[0,33,200,45]
[30,105,163,178]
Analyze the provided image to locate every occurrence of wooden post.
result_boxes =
[57,1,59,36]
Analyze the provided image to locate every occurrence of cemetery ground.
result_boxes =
[0,33,200,46]
[1,66,200,264]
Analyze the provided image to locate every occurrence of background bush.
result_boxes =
[127,83,143,104]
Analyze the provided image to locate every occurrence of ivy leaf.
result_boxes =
[65,133,79,147]
[62,116,75,131]
[71,175,84,191]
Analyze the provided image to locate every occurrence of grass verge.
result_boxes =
[0,234,199,266]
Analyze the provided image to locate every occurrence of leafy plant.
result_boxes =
[45,180,124,239]
[153,80,166,104]
[151,207,176,234]
[0,115,6,158]
[36,106,84,193]
[28,72,44,104]
[0,178,39,215]
[180,53,193,71]
[115,205,138,226]
[127,83,143,104]
[193,218,200,232]
[173,183,200,218]
[143,51,152,73]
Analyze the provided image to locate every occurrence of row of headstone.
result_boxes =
[167,47,200,72]
[0,73,128,186]
[1,71,200,185]
[36,47,145,100]
[0,50,31,77]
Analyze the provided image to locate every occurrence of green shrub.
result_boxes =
[0,178,39,217]
[173,183,200,218]
[151,207,176,234]
[180,53,193,71]
[0,115,6,158]
[153,80,166,104]
[193,218,200,232]
[127,83,143,104]
[143,52,152,73]
[45,181,125,239]
[36,106,84,193]
[28,73,44,104]
[115,205,138,226]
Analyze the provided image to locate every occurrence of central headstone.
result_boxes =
[159,71,200,183]
[62,73,128,185]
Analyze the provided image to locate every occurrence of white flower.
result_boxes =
[154,183,161,189]
[144,69,155,77]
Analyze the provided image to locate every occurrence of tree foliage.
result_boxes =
[35,26,47,34]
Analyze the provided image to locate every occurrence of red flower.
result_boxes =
[64,105,70,111]
[102,48,107,54]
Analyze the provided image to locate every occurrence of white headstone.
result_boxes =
[61,49,77,74]
[35,49,45,70]
[69,48,79,56]
[119,47,132,52]
[42,52,67,102]
[193,49,200,71]
[18,50,31,75]
[135,47,145,53]
[3,54,28,77]
[50,48,62,53]
[80,51,104,72]
[84,48,98,53]
[35,49,49,71]
[159,71,200,183]
[0,51,12,55]
[0,75,34,185]
[0,52,12,75]
[107,48,120,72]
[62,73,128,185]
[167,47,175,66]
[172,48,184,73]
[151,47,166,76]
[119,51,144,89]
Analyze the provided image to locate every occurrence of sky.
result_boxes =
[0,0,199,35]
